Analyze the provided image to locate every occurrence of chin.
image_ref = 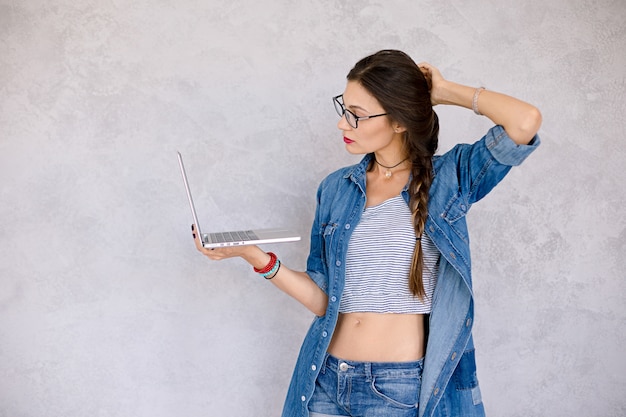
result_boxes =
[345,147,367,155]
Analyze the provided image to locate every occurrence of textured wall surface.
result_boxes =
[1,0,625,416]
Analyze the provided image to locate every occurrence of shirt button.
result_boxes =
[451,352,457,361]
[335,260,341,266]
[322,331,328,337]
[311,364,317,371]
[434,387,440,396]
[301,395,306,402]
[430,225,435,232]
[345,224,350,229]
[449,252,456,260]
[466,318,472,327]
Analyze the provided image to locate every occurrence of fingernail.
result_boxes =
[191,225,195,231]
[192,233,196,239]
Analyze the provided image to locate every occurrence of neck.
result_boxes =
[373,154,409,179]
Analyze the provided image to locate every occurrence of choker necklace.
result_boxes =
[375,157,408,179]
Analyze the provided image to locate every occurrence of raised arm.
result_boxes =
[193,230,328,317]
[419,62,542,145]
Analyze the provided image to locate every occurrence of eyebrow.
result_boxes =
[341,93,379,114]
[344,101,370,114]
[347,104,368,112]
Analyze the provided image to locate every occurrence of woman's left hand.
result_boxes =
[192,224,260,261]
[418,62,447,106]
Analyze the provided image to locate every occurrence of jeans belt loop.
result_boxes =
[364,362,373,382]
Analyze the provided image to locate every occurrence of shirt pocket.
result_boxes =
[320,222,339,267]
[452,349,482,406]
[441,192,470,223]
[452,349,478,389]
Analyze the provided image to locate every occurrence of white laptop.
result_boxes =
[177,152,301,248]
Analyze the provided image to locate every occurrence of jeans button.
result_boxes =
[339,362,349,372]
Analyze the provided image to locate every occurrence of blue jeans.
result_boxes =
[308,353,423,417]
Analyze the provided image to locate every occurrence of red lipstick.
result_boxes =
[343,137,354,144]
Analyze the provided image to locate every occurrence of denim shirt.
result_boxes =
[281,125,540,417]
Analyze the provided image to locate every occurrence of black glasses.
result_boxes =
[333,95,388,129]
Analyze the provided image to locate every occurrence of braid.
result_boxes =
[408,110,438,298]
[408,156,434,298]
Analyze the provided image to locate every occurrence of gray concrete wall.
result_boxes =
[1,0,624,416]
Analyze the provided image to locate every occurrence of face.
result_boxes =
[337,81,406,155]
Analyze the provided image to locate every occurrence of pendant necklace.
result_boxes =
[375,157,408,179]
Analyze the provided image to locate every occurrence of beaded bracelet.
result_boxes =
[472,87,485,115]
[263,260,281,280]
[254,252,277,274]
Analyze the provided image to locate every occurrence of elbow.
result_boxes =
[312,294,329,317]
[314,309,327,318]
[510,106,542,145]
[526,106,543,136]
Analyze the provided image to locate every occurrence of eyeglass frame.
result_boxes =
[333,94,389,129]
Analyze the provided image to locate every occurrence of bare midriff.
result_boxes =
[327,312,426,362]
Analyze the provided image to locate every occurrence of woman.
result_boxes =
[193,50,542,417]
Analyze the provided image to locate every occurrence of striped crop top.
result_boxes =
[339,195,440,314]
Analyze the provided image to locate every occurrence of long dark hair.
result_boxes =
[347,49,439,298]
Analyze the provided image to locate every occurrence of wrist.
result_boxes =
[242,246,271,269]
[431,79,455,106]
[251,251,282,280]
[435,81,474,109]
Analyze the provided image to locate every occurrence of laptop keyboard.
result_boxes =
[210,230,259,243]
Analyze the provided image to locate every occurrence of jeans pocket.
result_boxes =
[369,376,420,409]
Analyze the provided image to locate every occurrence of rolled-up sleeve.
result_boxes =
[485,125,541,166]
[436,125,542,206]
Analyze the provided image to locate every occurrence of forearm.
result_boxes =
[437,81,542,145]
[242,247,328,317]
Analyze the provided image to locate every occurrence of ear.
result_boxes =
[393,123,407,134]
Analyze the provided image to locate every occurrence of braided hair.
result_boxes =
[347,50,439,298]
